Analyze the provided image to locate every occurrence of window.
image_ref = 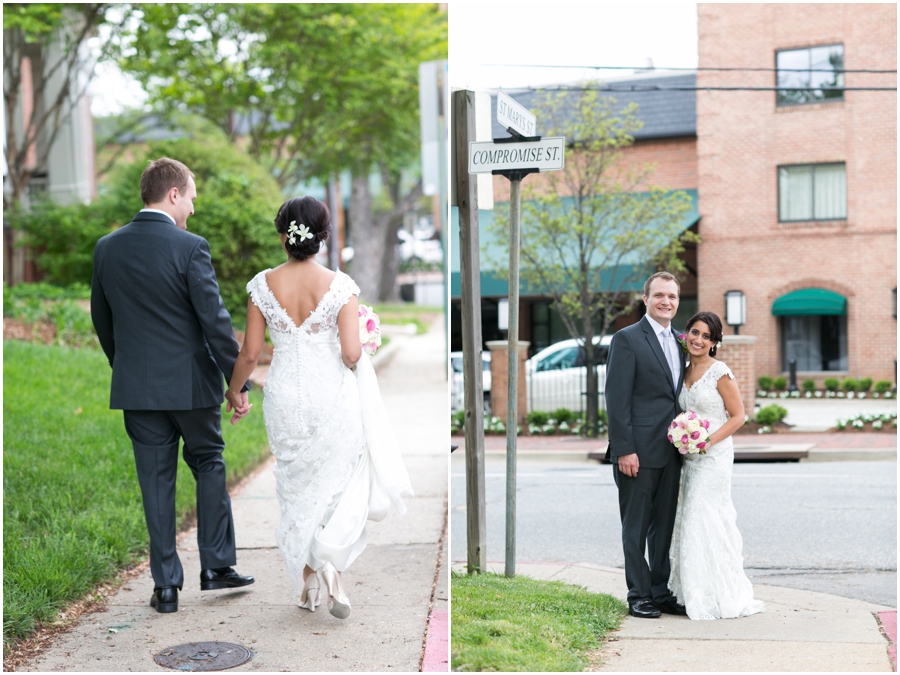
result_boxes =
[781,315,847,371]
[776,44,844,106]
[778,163,846,221]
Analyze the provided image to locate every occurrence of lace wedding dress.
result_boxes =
[247,269,412,607]
[668,359,765,620]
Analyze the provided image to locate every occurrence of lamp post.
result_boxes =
[724,290,746,335]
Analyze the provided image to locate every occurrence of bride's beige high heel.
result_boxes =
[298,571,322,612]
[321,561,351,619]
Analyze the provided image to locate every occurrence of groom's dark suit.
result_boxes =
[605,315,685,605]
[91,210,248,591]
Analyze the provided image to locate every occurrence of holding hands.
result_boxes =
[226,389,252,425]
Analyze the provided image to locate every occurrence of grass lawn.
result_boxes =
[451,572,628,672]
[3,340,271,649]
[372,303,441,335]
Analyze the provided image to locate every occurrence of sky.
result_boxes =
[450,2,698,90]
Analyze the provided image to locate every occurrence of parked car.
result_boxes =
[450,350,491,415]
[397,229,443,265]
[525,335,613,413]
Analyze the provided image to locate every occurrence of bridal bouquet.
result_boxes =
[358,304,382,356]
[668,410,711,454]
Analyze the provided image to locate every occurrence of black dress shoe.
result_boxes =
[628,599,661,618]
[200,566,255,591]
[653,598,688,615]
[150,586,178,613]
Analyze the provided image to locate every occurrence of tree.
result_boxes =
[3,4,131,208]
[113,3,447,299]
[486,86,698,436]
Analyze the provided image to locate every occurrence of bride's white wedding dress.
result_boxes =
[247,269,412,609]
[668,359,764,620]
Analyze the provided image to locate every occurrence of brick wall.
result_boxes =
[717,336,758,413]
[492,136,698,202]
[697,4,897,384]
[486,340,530,426]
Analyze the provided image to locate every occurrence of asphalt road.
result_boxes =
[450,456,897,607]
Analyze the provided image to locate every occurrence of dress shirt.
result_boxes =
[140,208,176,225]
[645,313,680,391]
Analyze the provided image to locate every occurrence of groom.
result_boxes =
[91,157,255,614]
[605,271,686,618]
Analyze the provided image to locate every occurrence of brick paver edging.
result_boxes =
[878,611,897,672]
[421,609,448,671]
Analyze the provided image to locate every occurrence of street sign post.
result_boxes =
[496,90,537,138]
[467,99,565,578]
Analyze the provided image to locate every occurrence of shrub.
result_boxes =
[841,378,858,393]
[875,380,893,394]
[772,376,787,391]
[598,409,608,425]
[802,379,816,392]
[857,378,873,392]
[823,378,840,392]
[9,199,119,286]
[552,408,576,424]
[757,376,773,391]
[755,404,788,426]
[452,410,465,429]
[527,410,550,426]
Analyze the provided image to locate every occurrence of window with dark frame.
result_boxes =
[781,314,848,372]
[776,44,844,106]
[778,163,847,222]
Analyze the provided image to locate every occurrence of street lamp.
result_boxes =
[724,290,746,335]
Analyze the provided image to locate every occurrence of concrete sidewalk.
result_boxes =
[451,561,896,672]
[23,318,449,673]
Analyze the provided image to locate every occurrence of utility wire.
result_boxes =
[523,85,896,92]
[484,63,897,74]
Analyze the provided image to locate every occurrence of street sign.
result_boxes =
[468,137,565,174]
[496,91,536,138]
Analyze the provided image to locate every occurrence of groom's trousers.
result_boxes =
[612,449,681,604]
[123,406,237,590]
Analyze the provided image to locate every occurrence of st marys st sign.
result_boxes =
[496,91,536,138]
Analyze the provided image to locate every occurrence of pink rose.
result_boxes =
[690,431,701,440]
[366,318,376,333]
[680,434,688,444]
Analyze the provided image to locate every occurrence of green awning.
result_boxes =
[772,288,847,316]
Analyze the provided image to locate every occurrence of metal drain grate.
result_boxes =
[155,642,251,671]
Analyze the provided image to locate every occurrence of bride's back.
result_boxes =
[265,262,336,328]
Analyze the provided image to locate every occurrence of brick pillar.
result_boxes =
[486,340,530,427]
[718,335,757,411]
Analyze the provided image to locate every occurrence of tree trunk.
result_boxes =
[348,173,382,301]
[378,211,403,302]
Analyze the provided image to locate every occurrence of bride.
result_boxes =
[226,196,412,619]
[668,310,764,620]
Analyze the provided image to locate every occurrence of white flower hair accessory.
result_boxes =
[287,220,314,246]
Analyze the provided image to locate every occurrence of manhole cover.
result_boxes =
[155,642,251,671]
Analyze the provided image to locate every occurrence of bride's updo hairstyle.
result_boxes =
[274,196,331,262]
[684,311,724,357]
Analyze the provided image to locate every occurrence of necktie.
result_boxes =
[663,329,678,390]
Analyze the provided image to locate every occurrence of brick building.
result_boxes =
[696,3,897,386]
[451,71,701,355]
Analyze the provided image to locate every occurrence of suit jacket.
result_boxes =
[605,315,686,468]
[91,211,246,411]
